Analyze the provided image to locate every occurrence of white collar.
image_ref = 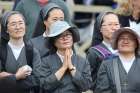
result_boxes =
[57,51,73,63]
[102,41,117,54]
[129,19,140,36]
[43,31,48,37]
[8,42,25,60]
[119,54,135,73]
[102,41,111,48]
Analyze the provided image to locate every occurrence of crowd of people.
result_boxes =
[0,0,140,93]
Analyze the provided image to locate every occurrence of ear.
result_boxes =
[6,30,9,33]
[44,20,47,26]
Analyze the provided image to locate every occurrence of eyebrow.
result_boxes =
[9,20,24,23]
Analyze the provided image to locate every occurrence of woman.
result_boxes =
[95,27,140,93]
[87,12,120,91]
[0,11,41,93]
[14,0,71,39]
[39,21,92,93]
[119,0,140,35]
[30,3,65,58]
[91,12,120,46]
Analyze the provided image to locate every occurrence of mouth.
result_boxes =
[63,42,70,44]
[15,30,23,33]
[121,45,129,47]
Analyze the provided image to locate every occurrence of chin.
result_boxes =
[14,36,23,39]
[63,45,72,49]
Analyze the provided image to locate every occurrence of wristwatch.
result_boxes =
[69,67,76,71]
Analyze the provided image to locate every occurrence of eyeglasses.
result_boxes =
[101,23,120,27]
[58,33,72,40]
[8,21,24,28]
[118,37,136,41]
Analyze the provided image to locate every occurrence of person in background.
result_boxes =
[0,11,41,93]
[12,0,22,10]
[29,3,64,58]
[95,27,140,93]
[14,0,71,39]
[91,0,140,46]
[87,12,120,92]
[119,0,140,36]
[39,21,92,93]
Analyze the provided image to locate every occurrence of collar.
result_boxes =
[102,41,111,48]
[8,41,25,49]
[43,32,48,37]
[119,54,135,62]
[57,51,73,63]
[129,15,140,24]
[103,41,118,54]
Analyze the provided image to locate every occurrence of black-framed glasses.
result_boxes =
[58,33,72,40]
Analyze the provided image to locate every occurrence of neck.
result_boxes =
[103,38,111,44]
[45,29,49,35]
[119,52,135,59]
[9,37,24,46]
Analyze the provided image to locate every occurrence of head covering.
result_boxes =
[47,21,79,54]
[1,11,22,29]
[112,27,140,55]
[42,3,61,20]
[48,20,80,42]
[92,12,118,46]
[33,3,62,37]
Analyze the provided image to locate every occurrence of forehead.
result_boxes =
[119,32,135,37]
[103,14,119,22]
[49,8,64,16]
[8,14,24,22]
[61,30,71,34]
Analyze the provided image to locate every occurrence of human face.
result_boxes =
[131,0,140,16]
[44,8,64,30]
[117,33,137,54]
[7,14,25,39]
[55,31,73,50]
[101,14,120,40]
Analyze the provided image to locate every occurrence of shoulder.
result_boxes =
[87,44,105,56]
[30,35,43,43]
[42,53,56,62]
[102,55,118,66]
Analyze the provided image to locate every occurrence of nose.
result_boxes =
[112,25,120,31]
[122,38,130,43]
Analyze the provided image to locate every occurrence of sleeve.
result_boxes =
[86,47,102,90]
[39,57,62,91]
[95,61,112,93]
[71,58,92,92]
[16,48,41,90]
[0,59,17,90]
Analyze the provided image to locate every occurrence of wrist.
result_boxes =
[62,66,67,70]
[15,74,20,80]
[69,66,76,71]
